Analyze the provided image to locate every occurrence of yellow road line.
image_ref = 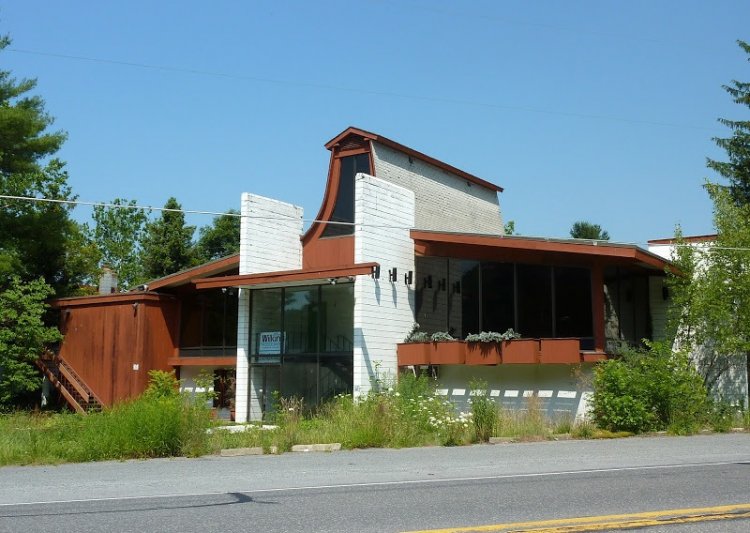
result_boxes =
[402,503,750,533]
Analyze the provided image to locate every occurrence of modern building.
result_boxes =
[45,127,674,421]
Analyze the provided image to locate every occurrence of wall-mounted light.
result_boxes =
[437,278,446,291]
[404,270,413,286]
[423,275,432,289]
[328,278,337,285]
[371,265,381,280]
[389,267,398,283]
[452,281,461,294]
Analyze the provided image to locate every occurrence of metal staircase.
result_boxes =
[36,355,103,414]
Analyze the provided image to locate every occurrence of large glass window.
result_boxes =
[320,284,354,353]
[456,260,480,337]
[420,258,596,343]
[249,283,354,412]
[250,288,282,358]
[179,289,238,355]
[321,153,371,238]
[554,266,593,342]
[415,257,449,334]
[517,265,553,337]
[284,287,319,354]
[481,262,515,334]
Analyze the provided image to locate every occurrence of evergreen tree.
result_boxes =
[569,221,610,240]
[141,197,195,279]
[0,33,93,405]
[707,40,750,205]
[195,209,240,262]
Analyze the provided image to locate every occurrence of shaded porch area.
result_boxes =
[404,230,673,366]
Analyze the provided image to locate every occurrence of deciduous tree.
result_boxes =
[85,198,148,289]
[195,210,240,262]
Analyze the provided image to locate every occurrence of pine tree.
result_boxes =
[707,40,750,205]
[141,197,195,280]
[569,221,610,240]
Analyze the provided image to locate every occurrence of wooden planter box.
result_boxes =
[465,342,502,365]
[538,338,581,364]
[581,352,608,363]
[397,342,430,366]
[429,341,466,365]
[501,339,539,364]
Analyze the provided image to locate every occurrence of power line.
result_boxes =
[1,193,744,252]
[7,47,717,132]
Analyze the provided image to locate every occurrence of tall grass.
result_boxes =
[0,372,212,466]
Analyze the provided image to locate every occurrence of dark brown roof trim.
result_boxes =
[325,127,504,192]
[647,234,717,245]
[194,262,378,289]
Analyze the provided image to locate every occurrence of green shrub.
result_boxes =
[591,341,708,434]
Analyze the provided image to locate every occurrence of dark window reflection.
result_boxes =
[517,264,553,337]
[322,153,370,237]
[481,262,515,334]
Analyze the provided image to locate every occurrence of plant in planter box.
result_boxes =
[429,331,465,364]
[398,323,431,366]
[464,329,520,365]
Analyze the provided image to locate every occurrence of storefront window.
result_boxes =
[250,288,282,358]
[284,287,319,354]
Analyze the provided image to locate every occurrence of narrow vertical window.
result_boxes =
[321,153,371,237]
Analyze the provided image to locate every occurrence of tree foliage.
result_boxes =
[195,209,240,262]
[85,198,148,289]
[141,197,195,279]
[0,277,61,408]
[667,41,750,406]
[569,220,610,240]
[707,40,750,206]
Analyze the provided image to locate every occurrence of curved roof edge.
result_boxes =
[325,126,504,193]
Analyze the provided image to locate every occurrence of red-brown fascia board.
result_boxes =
[647,234,717,245]
[52,292,176,308]
[410,230,678,273]
[193,262,379,289]
[325,127,504,193]
[147,254,240,290]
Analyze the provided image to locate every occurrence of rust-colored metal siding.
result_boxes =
[57,295,178,405]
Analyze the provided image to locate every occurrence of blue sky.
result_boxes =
[2,1,749,245]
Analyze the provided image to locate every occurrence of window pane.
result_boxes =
[554,266,593,340]
[179,293,202,348]
[517,264,553,337]
[450,259,479,338]
[203,290,226,347]
[415,257,448,334]
[320,283,353,353]
[481,262,515,333]
[251,289,282,356]
[284,287,319,354]
[322,153,370,237]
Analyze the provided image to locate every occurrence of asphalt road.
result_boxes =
[1,434,748,532]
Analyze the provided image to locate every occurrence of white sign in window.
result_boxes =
[259,331,282,355]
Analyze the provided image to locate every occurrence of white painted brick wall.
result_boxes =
[437,364,595,421]
[240,193,303,275]
[236,193,304,422]
[371,142,502,234]
[353,174,416,397]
